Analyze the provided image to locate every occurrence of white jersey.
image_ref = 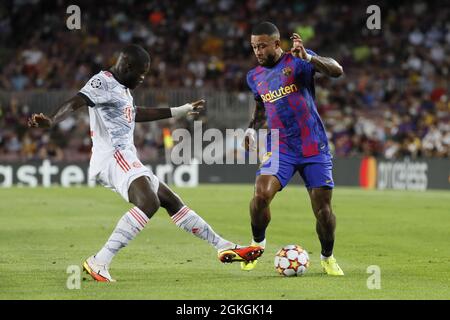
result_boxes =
[78,70,137,178]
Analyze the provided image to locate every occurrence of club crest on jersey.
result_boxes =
[282,67,292,76]
[102,71,113,77]
[90,78,102,89]
[132,161,142,168]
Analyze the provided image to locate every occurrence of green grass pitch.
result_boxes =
[0,185,449,300]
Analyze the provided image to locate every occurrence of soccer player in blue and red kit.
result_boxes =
[242,22,344,275]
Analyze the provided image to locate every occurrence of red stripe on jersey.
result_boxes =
[116,151,131,170]
[114,153,129,172]
[114,150,131,171]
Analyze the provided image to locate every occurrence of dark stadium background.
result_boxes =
[0,0,448,189]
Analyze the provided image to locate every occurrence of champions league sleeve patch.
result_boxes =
[90,78,102,89]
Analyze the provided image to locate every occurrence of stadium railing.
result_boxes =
[0,90,254,129]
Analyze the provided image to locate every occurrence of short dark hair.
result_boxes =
[121,44,151,65]
[251,21,280,37]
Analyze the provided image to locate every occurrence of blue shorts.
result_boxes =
[256,151,334,190]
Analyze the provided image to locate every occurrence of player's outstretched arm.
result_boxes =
[135,99,205,122]
[28,95,87,128]
[291,33,343,78]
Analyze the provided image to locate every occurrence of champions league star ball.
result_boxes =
[274,245,310,276]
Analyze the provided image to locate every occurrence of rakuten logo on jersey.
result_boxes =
[260,84,298,103]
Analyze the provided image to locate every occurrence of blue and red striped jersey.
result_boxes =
[247,50,329,157]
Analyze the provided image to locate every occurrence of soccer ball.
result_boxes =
[274,245,310,276]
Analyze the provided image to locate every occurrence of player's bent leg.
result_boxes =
[157,181,264,263]
[128,176,161,218]
[250,174,281,242]
[308,187,343,276]
[157,180,184,215]
[86,210,150,283]
[85,176,157,282]
[157,181,225,246]
[308,187,335,257]
[241,175,281,270]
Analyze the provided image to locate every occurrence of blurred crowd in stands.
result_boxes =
[0,0,449,161]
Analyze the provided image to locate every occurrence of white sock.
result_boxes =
[95,207,149,265]
[251,239,266,249]
[171,206,233,251]
[321,254,334,261]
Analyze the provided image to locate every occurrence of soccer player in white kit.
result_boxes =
[28,44,263,282]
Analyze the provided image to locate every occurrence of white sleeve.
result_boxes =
[78,75,111,107]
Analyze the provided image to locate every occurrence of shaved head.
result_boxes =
[251,21,280,39]
[121,44,151,66]
[112,44,151,89]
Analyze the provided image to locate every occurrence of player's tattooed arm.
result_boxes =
[309,56,343,78]
[28,95,87,128]
[290,33,343,78]
[248,99,266,130]
[244,99,266,151]
[135,99,205,122]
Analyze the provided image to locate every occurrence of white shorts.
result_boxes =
[92,148,160,202]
